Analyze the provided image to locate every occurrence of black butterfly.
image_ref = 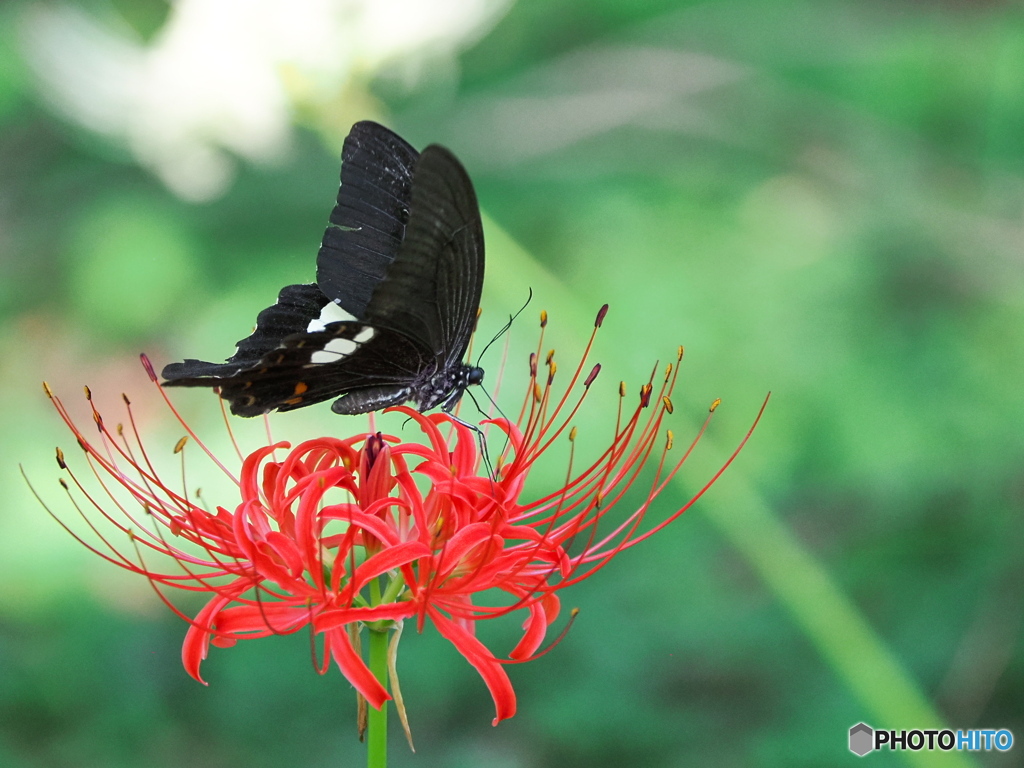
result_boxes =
[161,121,485,417]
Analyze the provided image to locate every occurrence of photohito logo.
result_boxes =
[848,723,1014,756]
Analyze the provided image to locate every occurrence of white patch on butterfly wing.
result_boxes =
[310,336,359,364]
[307,299,356,333]
[354,327,375,343]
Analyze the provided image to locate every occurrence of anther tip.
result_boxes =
[55,447,66,469]
[640,384,653,408]
[662,396,674,415]
[42,381,53,399]
[173,436,188,454]
[710,398,722,413]
[539,310,548,328]
[140,353,158,382]
[595,304,609,328]
[584,364,601,387]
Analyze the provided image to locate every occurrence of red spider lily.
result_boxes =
[36,305,766,726]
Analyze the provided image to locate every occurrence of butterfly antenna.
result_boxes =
[474,288,533,367]
[475,383,510,424]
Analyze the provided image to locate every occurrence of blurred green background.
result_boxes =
[2,0,1023,766]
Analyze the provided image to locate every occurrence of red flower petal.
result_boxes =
[182,591,236,684]
[428,607,516,724]
[325,627,389,709]
[314,602,418,633]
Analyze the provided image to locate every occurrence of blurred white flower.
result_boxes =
[21,0,510,201]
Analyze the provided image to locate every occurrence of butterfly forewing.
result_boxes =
[316,122,419,319]
[219,327,431,416]
[361,145,485,367]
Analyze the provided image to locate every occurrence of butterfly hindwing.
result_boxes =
[162,283,333,380]
[218,323,431,416]
[166,307,430,417]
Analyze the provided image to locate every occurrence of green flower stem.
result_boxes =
[367,577,388,768]
[381,572,406,603]
[366,626,389,768]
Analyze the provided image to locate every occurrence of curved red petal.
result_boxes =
[428,607,517,724]
[509,602,548,660]
[325,626,390,709]
[347,541,431,597]
[182,592,235,685]
[314,602,418,632]
[212,603,313,636]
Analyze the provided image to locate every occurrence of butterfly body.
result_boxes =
[162,122,485,417]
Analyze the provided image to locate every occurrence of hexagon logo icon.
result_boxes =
[849,722,874,756]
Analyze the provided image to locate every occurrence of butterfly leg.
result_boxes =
[331,386,413,415]
[442,400,496,480]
